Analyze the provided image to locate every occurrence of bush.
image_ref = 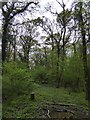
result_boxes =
[62,55,84,91]
[3,62,32,100]
[32,66,49,84]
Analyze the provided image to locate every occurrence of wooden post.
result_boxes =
[31,92,35,100]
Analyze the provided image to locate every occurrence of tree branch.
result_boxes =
[9,1,39,20]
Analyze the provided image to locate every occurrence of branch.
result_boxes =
[56,0,65,8]
[56,0,63,8]
[45,4,58,16]
[9,1,39,20]
[60,39,69,50]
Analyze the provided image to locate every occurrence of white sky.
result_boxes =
[40,0,73,6]
[35,0,74,20]
[40,0,73,9]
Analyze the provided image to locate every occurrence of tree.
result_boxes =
[55,1,72,87]
[74,1,90,101]
[18,20,39,68]
[2,1,38,62]
[38,2,72,87]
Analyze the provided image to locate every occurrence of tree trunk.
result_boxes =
[73,43,76,55]
[79,2,90,101]
[13,37,16,61]
[26,49,29,68]
[56,45,61,88]
[44,46,47,67]
[82,35,89,101]
[2,22,8,62]
[62,27,66,60]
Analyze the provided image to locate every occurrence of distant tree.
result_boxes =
[18,20,39,68]
[37,2,72,87]
[55,1,72,87]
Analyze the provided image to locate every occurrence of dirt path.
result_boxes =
[38,102,89,119]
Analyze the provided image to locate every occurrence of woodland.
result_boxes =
[1,0,90,119]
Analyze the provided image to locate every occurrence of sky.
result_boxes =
[0,0,74,45]
[40,0,73,7]
[35,0,73,20]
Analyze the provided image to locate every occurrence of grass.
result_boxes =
[2,83,89,118]
[34,84,88,107]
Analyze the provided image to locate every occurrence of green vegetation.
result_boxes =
[3,83,88,118]
[2,61,89,118]
[3,62,33,98]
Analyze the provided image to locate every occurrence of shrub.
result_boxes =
[62,55,84,91]
[32,66,49,84]
[3,62,32,100]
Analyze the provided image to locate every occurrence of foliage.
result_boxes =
[3,62,32,99]
[31,66,49,84]
[62,54,84,91]
[57,9,71,26]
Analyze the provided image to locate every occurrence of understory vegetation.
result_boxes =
[2,61,89,118]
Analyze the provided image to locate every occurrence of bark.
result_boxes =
[2,22,8,62]
[72,43,76,54]
[13,37,16,61]
[62,27,66,59]
[23,46,30,68]
[44,46,47,67]
[56,44,61,88]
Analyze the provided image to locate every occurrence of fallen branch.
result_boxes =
[47,109,51,118]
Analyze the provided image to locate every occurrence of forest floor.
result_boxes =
[2,83,89,119]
